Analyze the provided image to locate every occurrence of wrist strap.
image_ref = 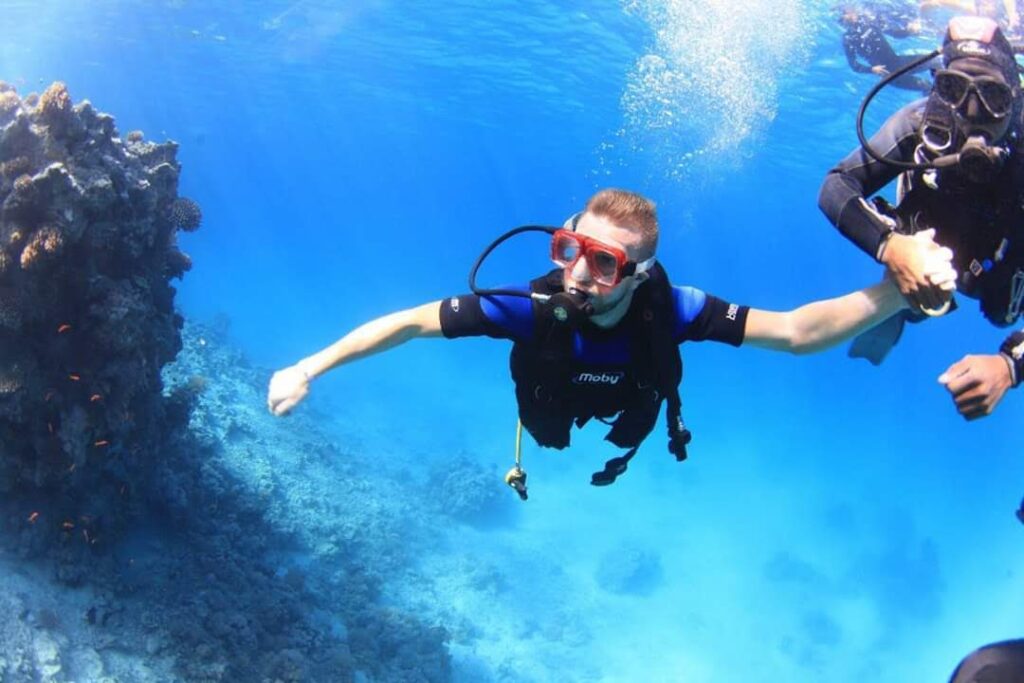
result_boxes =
[875,229,896,263]
[999,330,1024,388]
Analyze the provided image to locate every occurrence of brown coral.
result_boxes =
[19,227,64,270]
[0,91,20,123]
[37,82,72,127]
[0,156,31,181]
[12,174,32,193]
[126,130,144,143]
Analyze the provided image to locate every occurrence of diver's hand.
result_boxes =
[871,64,889,76]
[881,229,955,312]
[938,354,1013,421]
[267,364,312,416]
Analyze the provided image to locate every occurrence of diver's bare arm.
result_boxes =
[742,281,909,354]
[267,301,443,415]
[298,300,443,378]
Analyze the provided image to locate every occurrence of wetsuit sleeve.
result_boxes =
[818,100,924,258]
[842,34,873,73]
[438,290,534,341]
[672,286,749,346]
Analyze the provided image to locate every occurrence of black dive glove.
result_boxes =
[999,330,1024,388]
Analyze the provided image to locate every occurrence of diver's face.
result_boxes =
[946,59,1015,142]
[563,212,647,315]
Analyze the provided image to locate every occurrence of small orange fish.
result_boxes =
[67,463,76,473]
[93,440,109,448]
[89,394,102,402]
[43,390,55,402]
[62,521,74,530]
[57,324,71,333]
[27,512,39,524]
[82,529,90,543]
[47,422,53,434]
[68,374,81,382]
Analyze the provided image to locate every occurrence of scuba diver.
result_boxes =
[839,5,933,93]
[268,188,953,497]
[947,639,1024,682]
[819,15,1024,422]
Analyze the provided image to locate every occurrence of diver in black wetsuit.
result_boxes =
[839,6,933,93]
[819,15,1024,422]
[948,640,1024,682]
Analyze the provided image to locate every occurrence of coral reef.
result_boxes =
[594,544,664,596]
[0,83,196,528]
[0,84,453,682]
[427,455,519,528]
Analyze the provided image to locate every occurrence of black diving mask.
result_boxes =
[469,225,595,325]
[934,69,1016,117]
[856,50,1021,181]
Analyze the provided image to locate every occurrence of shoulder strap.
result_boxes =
[637,263,692,461]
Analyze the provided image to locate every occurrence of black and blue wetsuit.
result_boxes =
[440,276,748,458]
[440,284,746,350]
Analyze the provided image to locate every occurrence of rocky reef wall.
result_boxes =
[0,84,451,682]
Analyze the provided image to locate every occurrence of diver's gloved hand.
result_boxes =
[938,354,1013,421]
[881,229,956,313]
[267,364,312,416]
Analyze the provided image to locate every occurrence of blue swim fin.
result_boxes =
[848,312,907,366]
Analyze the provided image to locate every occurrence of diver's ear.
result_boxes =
[564,211,583,230]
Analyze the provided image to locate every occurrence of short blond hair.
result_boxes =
[584,188,659,258]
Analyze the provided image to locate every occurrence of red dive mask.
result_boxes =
[550,228,656,288]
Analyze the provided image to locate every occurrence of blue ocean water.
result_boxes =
[1,1,1021,681]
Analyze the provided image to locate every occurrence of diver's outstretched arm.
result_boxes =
[743,231,955,354]
[267,301,442,416]
[742,280,911,355]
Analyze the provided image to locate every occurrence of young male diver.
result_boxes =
[268,189,954,497]
[819,15,1024,422]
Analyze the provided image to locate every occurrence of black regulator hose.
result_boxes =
[468,225,557,298]
[856,49,942,171]
[468,224,595,324]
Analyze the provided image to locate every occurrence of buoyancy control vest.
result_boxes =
[508,262,690,474]
[884,94,1024,325]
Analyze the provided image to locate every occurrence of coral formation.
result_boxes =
[594,544,664,596]
[0,83,201,581]
[428,455,518,528]
[0,84,453,682]
[168,197,202,232]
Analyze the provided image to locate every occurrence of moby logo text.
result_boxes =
[573,371,624,385]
